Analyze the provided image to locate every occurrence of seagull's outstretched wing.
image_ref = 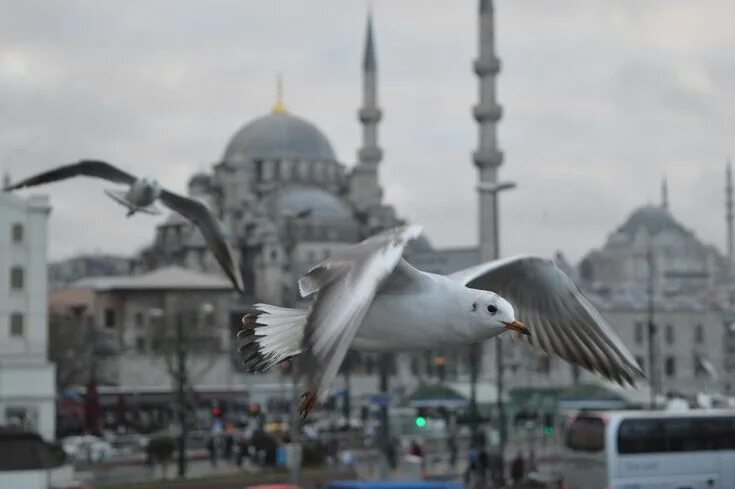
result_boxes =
[4,160,136,190]
[298,224,423,407]
[452,255,644,386]
[159,189,244,294]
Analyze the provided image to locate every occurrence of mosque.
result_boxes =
[131,4,503,308]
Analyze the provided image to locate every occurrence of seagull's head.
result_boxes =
[139,176,161,197]
[471,291,530,338]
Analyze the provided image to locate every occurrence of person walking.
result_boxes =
[510,451,525,487]
[207,436,218,467]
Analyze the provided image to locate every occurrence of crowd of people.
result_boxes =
[464,447,535,489]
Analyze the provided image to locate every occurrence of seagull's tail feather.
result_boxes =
[237,304,307,372]
[105,189,137,215]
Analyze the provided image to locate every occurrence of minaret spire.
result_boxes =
[661,176,669,210]
[350,9,384,212]
[474,0,503,261]
[726,159,734,275]
[272,73,287,114]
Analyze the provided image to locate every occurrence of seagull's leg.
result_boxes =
[298,388,318,420]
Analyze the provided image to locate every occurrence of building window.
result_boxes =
[665,324,675,345]
[10,267,23,290]
[11,223,23,243]
[694,355,705,378]
[665,356,676,377]
[694,324,704,343]
[634,322,644,344]
[104,308,116,328]
[410,355,419,376]
[135,336,146,353]
[10,313,23,337]
[135,312,144,328]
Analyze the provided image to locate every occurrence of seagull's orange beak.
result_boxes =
[504,320,530,336]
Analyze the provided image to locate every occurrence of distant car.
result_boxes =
[62,435,113,463]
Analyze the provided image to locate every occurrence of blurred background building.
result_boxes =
[0,191,55,440]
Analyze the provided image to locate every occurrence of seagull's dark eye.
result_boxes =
[487,304,498,315]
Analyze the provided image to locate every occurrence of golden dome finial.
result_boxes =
[273,73,287,114]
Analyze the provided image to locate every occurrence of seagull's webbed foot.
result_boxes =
[298,388,318,420]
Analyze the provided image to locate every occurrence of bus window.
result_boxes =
[619,417,735,454]
[617,419,666,454]
[664,418,702,452]
[565,417,604,452]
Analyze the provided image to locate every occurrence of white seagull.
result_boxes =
[5,160,244,293]
[238,225,644,419]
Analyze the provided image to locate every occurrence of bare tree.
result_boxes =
[49,307,115,389]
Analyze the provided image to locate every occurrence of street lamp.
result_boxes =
[477,179,516,478]
[148,301,215,479]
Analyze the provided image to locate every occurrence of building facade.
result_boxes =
[49,266,236,390]
[0,191,55,440]
[579,202,725,299]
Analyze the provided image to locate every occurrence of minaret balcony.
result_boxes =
[473,149,503,169]
[473,57,501,76]
[473,104,503,122]
[359,107,382,123]
[358,147,383,163]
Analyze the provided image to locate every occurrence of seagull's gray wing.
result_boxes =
[4,160,136,190]
[159,189,244,294]
[452,255,644,386]
[298,224,423,403]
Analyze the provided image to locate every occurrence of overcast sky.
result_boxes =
[2,0,733,263]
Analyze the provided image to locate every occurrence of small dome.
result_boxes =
[617,205,688,238]
[223,112,336,165]
[266,185,352,220]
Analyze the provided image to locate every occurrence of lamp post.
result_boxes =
[149,301,215,479]
[477,180,516,479]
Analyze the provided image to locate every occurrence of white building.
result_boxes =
[0,191,55,441]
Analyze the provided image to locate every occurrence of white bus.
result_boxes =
[560,409,735,489]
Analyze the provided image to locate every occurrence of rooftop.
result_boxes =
[73,266,233,291]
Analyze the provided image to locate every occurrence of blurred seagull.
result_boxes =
[238,225,644,419]
[5,159,244,293]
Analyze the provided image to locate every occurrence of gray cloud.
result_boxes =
[1,0,732,263]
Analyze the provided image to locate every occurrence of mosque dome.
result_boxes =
[222,110,336,165]
[617,205,689,238]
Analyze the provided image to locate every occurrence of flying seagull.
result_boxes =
[238,224,644,419]
[5,159,244,293]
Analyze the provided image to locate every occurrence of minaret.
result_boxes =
[350,11,383,212]
[474,0,503,261]
[661,177,669,210]
[726,160,734,274]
